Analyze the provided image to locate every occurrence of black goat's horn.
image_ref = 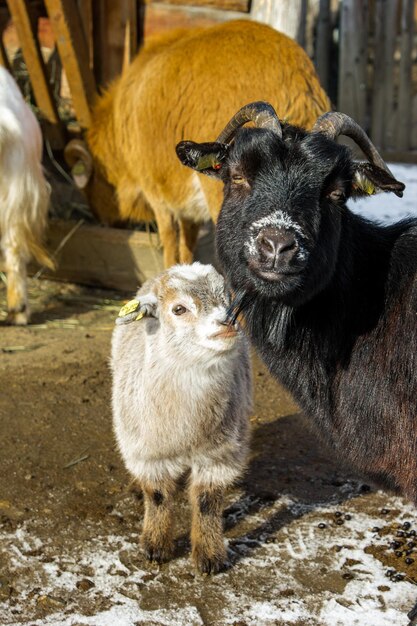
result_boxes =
[313,111,391,174]
[216,101,282,143]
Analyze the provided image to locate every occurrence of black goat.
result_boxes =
[176,102,417,505]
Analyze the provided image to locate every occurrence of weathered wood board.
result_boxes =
[28,219,165,292]
[0,219,216,293]
[143,2,244,36]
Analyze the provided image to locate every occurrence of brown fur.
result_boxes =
[141,478,177,563]
[189,484,226,574]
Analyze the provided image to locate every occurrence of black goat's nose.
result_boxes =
[256,228,298,265]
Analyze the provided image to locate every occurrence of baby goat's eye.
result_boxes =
[172,304,187,316]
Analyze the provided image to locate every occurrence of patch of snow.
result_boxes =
[11,602,205,626]
[1,493,417,625]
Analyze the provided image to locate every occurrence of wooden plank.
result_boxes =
[315,0,331,92]
[144,3,243,36]
[380,0,398,150]
[44,0,96,129]
[148,0,250,12]
[250,0,306,43]
[412,91,417,151]
[370,0,386,148]
[16,219,216,291]
[78,0,93,69]
[30,219,164,291]
[0,36,11,70]
[92,0,139,86]
[397,0,413,150]
[6,0,64,146]
[0,6,11,71]
[380,149,417,164]
[337,0,368,128]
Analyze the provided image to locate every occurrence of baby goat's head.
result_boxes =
[120,263,240,360]
[176,102,405,306]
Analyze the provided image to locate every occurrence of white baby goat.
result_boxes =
[111,262,252,573]
[0,67,53,324]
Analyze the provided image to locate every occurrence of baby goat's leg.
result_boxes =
[189,482,227,574]
[141,477,177,563]
[2,235,29,325]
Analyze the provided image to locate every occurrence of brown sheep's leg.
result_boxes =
[189,482,227,574]
[178,218,200,264]
[2,239,29,325]
[141,477,177,563]
[153,207,179,268]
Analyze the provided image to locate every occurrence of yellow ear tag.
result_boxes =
[72,161,86,176]
[118,299,140,318]
[135,311,144,321]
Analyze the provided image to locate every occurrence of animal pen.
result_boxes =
[0,0,416,290]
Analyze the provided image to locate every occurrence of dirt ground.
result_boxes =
[1,277,417,626]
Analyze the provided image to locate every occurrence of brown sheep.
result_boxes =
[65,19,331,268]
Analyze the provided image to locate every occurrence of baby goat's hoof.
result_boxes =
[193,547,228,575]
[142,537,173,564]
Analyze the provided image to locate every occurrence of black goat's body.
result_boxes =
[236,213,417,501]
[176,106,417,504]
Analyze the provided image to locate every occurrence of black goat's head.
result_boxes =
[176,102,405,306]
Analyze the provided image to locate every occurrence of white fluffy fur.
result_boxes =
[0,68,52,324]
[111,263,252,487]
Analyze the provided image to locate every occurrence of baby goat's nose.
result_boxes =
[256,228,298,265]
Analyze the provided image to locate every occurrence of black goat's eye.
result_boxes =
[172,304,187,316]
[231,175,247,185]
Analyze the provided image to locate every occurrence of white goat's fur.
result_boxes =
[0,68,53,324]
[111,263,252,486]
[111,263,252,570]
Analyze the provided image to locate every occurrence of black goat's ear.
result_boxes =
[176,141,228,178]
[352,162,405,198]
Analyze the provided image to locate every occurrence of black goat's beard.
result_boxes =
[227,285,294,345]
[226,287,255,326]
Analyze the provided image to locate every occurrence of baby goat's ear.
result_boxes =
[176,141,229,178]
[115,293,158,326]
[352,162,405,198]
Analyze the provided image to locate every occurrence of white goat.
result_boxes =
[111,262,252,573]
[0,67,53,325]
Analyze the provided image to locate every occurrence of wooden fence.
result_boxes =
[336,0,416,160]
[0,0,415,159]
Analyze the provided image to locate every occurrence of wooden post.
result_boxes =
[44,0,96,129]
[338,0,368,128]
[92,0,140,87]
[370,0,387,148]
[0,6,11,71]
[78,0,93,70]
[397,0,413,150]
[250,0,307,44]
[6,0,64,146]
[381,0,398,150]
[315,0,331,92]
[0,40,10,70]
